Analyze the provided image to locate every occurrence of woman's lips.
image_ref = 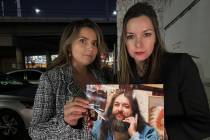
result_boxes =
[135,52,145,55]
[84,54,93,58]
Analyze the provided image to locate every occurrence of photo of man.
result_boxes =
[88,86,161,140]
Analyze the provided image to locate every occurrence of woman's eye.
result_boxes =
[144,32,152,37]
[92,42,97,47]
[126,35,134,40]
[79,39,86,44]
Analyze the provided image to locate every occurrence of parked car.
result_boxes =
[0,72,37,139]
[6,69,43,85]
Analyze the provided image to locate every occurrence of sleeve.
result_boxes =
[129,126,160,140]
[178,54,210,139]
[91,120,102,139]
[28,73,77,139]
[130,132,140,140]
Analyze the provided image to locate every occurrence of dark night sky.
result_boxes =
[0,0,116,20]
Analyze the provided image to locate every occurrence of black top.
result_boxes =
[114,53,210,139]
[151,53,210,140]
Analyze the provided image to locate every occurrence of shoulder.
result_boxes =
[41,66,62,80]
[163,52,190,62]
[45,66,61,76]
[142,125,157,134]
[160,52,201,91]
[162,52,194,68]
[41,65,72,82]
[133,125,159,140]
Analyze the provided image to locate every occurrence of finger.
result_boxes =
[123,117,135,123]
[66,101,90,109]
[64,106,88,117]
[122,119,130,123]
[69,111,87,116]
[69,106,88,113]
[65,111,86,120]
[69,113,84,119]
[74,97,89,104]
[66,114,83,124]
[135,114,138,124]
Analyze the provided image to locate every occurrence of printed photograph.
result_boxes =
[86,84,165,140]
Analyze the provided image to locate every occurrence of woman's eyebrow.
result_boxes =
[78,35,88,39]
[126,32,134,34]
[144,29,154,32]
[78,35,97,42]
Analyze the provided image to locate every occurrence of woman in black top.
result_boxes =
[117,2,210,140]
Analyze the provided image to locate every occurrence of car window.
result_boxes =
[0,74,23,86]
[8,71,25,81]
[26,71,41,81]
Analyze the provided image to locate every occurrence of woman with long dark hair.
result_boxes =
[117,2,210,140]
[29,19,107,139]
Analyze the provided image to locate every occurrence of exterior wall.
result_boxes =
[164,0,210,104]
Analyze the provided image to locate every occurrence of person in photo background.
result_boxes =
[91,89,160,140]
[29,19,107,139]
[117,2,210,140]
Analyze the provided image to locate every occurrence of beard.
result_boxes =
[110,113,130,133]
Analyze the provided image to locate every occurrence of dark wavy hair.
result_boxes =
[99,89,147,140]
[118,2,166,83]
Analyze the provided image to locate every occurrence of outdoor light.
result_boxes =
[35,8,41,14]
[112,10,117,16]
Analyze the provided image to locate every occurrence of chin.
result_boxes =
[134,58,147,62]
[83,61,94,66]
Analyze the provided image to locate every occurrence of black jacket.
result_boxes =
[161,53,210,140]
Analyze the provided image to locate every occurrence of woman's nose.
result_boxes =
[87,43,94,50]
[135,37,143,48]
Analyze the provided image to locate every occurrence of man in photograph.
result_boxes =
[91,89,160,140]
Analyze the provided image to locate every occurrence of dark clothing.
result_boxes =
[161,53,210,140]
[114,52,210,139]
[130,53,210,139]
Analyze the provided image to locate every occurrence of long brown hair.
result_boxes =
[49,19,107,69]
[118,2,166,83]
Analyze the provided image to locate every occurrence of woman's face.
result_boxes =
[126,15,156,63]
[71,27,98,67]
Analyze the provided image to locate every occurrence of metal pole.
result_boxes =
[16,0,21,17]
[1,0,4,16]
